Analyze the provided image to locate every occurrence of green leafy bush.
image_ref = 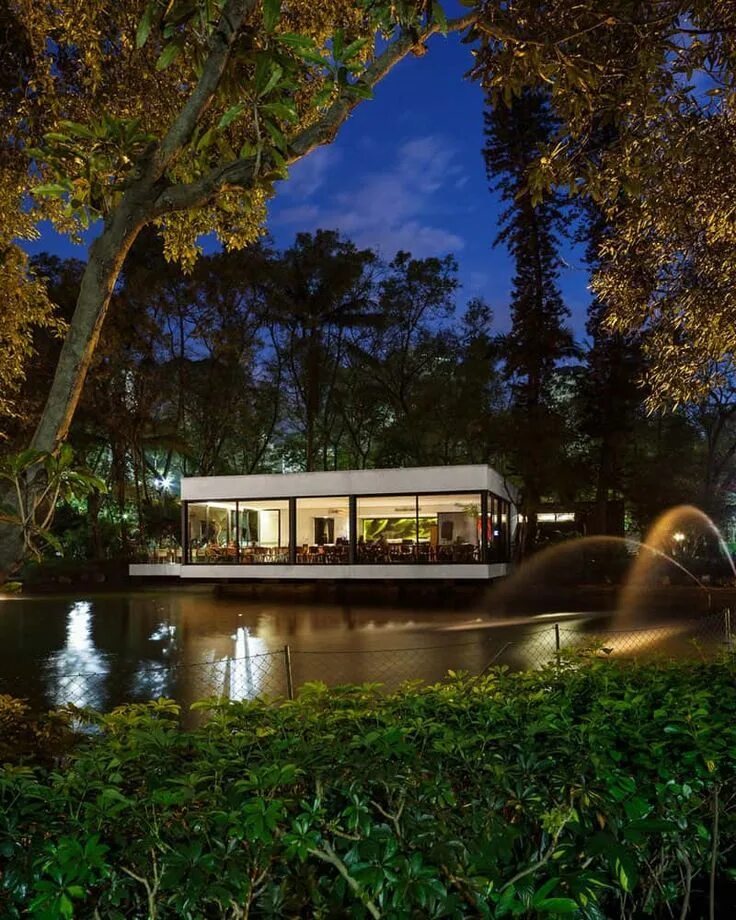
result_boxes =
[2,658,736,917]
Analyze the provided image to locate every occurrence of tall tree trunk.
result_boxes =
[88,489,102,559]
[594,436,614,535]
[304,330,321,472]
[32,207,147,452]
[0,203,147,575]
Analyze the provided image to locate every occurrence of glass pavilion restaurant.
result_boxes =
[132,465,517,581]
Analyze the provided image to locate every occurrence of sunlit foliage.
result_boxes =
[0,0,472,446]
[472,0,736,403]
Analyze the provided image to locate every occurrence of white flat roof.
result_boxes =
[181,464,517,503]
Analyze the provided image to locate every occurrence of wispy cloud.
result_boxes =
[278,146,341,200]
[272,135,465,258]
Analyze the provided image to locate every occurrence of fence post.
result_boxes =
[284,645,294,700]
[554,623,561,668]
[725,609,733,654]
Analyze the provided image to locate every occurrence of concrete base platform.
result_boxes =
[129,562,509,581]
[129,563,182,577]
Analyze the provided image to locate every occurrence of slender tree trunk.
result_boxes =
[88,489,102,559]
[595,437,613,535]
[304,329,321,472]
[33,205,148,453]
[0,201,149,574]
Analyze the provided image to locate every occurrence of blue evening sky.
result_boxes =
[22,11,593,337]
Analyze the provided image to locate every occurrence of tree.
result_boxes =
[370,250,459,462]
[0,446,104,561]
[471,0,736,403]
[682,358,736,524]
[17,0,472,452]
[2,255,85,447]
[0,248,62,425]
[0,0,475,570]
[578,203,644,534]
[0,5,66,425]
[266,230,378,471]
[483,89,577,551]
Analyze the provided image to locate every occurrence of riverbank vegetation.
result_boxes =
[2,656,736,917]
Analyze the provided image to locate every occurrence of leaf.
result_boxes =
[277,33,315,51]
[35,528,64,555]
[313,86,334,108]
[264,119,286,150]
[537,898,579,914]
[4,447,47,472]
[343,37,370,62]
[33,184,72,199]
[156,41,182,71]
[346,81,373,101]
[239,141,260,158]
[261,101,297,122]
[258,62,284,98]
[263,0,281,33]
[218,103,247,130]
[136,3,155,48]
[431,1,448,34]
[532,878,560,904]
[57,121,96,139]
[196,128,217,151]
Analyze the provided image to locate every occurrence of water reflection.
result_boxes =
[131,661,171,700]
[0,586,727,712]
[47,601,110,709]
[228,627,270,701]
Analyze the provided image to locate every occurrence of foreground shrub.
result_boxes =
[2,658,736,917]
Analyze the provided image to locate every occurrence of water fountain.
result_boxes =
[489,505,734,616]
[617,505,736,621]
[465,506,736,666]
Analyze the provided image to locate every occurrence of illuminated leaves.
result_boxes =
[472,0,736,404]
[0,244,63,425]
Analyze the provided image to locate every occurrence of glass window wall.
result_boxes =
[186,499,289,563]
[187,501,238,563]
[487,494,511,563]
[356,495,419,563]
[417,493,481,564]
[238,499,289,563]
[185,491,505,565]
[296,497,350,564]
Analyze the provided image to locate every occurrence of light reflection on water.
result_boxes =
[47,601,109,709]
[0,585,721,712]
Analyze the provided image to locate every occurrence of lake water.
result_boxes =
[0,586,723,713]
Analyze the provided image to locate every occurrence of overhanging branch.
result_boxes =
[152,11,477,215]
[153,0,258,175]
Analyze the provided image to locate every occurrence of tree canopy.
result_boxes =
[472,0,736,403]
[0,0,473,439]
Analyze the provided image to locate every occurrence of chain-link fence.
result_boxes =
[1,610,733,714]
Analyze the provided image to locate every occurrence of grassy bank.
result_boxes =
[2,656,736,917]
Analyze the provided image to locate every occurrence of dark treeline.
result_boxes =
[9,220,735,561]
[9,87,736,562]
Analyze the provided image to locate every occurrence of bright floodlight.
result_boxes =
[673,531,686,542]
[155,475,173,492]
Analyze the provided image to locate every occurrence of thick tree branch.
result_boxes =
[155,0,257,173]
[153,12,476,214]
